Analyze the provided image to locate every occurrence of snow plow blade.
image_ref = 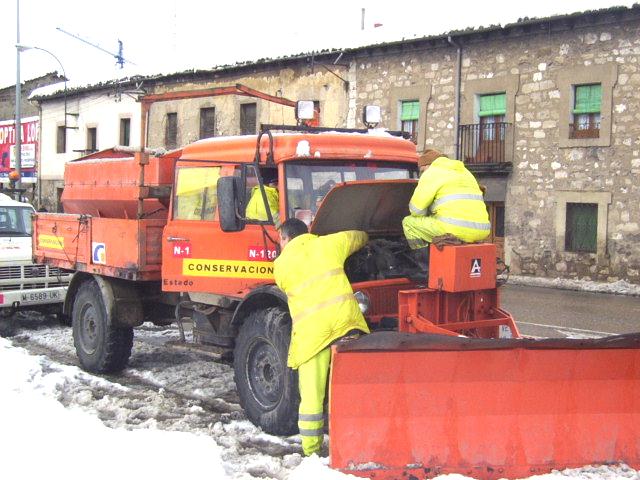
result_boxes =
[329,332,640,479]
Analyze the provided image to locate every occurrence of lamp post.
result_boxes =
[15,44,67,206]
[14,0,22,198]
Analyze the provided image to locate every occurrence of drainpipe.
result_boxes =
[447,35,462,159]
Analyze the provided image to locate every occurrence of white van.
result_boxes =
[0,194,71,318]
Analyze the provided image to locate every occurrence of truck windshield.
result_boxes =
[0,206,34,236]
[285,161,417,223]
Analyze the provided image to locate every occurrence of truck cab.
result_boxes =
[161,131,419,301]
[159,127,423,434]
[0,193,70,318]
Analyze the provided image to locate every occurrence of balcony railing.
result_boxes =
[458,122,510,165]
[569,122,600,139]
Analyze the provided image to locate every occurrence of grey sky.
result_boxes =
[2,0,635,90]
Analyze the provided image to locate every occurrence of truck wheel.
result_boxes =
[234,307,299,436]
[72,280,133,373]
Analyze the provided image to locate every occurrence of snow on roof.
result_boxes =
[28,81,68,99]
[29,4,639,101]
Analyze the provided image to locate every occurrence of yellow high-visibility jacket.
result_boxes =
[245,185,279,224]
[408,156,490,241]
[274,231,370,369]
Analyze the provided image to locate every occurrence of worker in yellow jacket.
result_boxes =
[245,170,280,225]
[274,218,370,456]
[403,149,490,250]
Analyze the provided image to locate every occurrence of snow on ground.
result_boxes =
[508,275,640,297]
[1,313,637,480]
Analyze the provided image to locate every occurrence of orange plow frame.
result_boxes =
[329,332,640,479]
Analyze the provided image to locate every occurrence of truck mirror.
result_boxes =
[217,176,245,232]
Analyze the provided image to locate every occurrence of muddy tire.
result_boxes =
[234,307,299,435]
[72,280,133,373]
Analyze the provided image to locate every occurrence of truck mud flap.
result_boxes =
[329,331,640,479]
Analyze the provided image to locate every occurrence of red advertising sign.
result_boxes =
[0,116,39,183]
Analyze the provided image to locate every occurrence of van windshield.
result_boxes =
[285,161,417,224]
[0,206,34,236]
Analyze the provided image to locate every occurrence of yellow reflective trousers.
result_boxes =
[297,347,331,456]
[404,156,490,248]
[245,185,280,224]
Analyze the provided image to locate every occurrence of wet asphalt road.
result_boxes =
[501,284,640,338]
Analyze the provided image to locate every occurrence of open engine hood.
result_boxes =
[310,179,418,236]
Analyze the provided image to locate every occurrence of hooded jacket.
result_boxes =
[274,231,370,369]
[408,156,490,241]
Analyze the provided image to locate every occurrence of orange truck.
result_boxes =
[34,105,639,479]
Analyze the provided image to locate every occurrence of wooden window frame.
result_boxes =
[165,112,178,149]
[554,190,611,262]
[199,107,216,139]
[56,125,66,154]
[565,202,598,253]
[240,103,257,135]
[388,86,430,152]
[86,127,97,153]
[400,100,420,144]
[119,118,131,146]
[558,64,616,148]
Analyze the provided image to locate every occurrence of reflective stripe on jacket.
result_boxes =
[274,231,370,369]
[245,185,280,224]
[408,157,490,239]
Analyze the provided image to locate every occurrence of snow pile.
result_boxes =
[0,320,342,480]
[533,464,639,479]
[508,275,640,297]
[0,337,229,480]
[2,316,639,480]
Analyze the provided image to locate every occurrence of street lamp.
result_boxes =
[14,0,22,198]
[15,43,68,204]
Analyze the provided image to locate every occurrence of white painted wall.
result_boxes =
[39,91,141,180]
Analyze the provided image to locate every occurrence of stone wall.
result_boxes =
[0,73,62,121]
[352,46,458,156]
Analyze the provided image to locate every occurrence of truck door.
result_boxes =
[162,163,279,298]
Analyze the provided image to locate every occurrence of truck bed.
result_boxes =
[33,213,165,281]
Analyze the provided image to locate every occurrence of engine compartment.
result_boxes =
[345,238,428,283]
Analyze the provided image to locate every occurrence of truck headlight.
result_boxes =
[354,290,370,314]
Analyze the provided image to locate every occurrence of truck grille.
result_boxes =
[0,266,21,279]
[0,264,71,291]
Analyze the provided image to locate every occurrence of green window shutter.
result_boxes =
[566,203,597,253]
[400,101,420,121]
[573,84,601,114]
[479,93,506,117]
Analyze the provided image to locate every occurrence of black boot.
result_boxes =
[411,246,430,267]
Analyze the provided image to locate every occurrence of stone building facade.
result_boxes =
[144,62,350,150]
[349,6,640,284]
[32,5,640,284]
[0,72,62,121]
